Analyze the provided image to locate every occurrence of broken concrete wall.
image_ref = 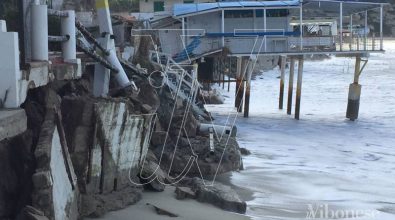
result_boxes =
[60,96,152,217]
[92,100,152,193]
[32,112,79,220]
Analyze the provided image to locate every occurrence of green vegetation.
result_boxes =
[108,0,139,12]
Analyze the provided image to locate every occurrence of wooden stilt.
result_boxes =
[222,59,225,89]
[287,58,295,115]
[228,58,231,92]
[237,58,247,113]
[244,58,254,118]
[295,56,304,120]
[279,56,286,109]
[235,57,242,108]
[347,56,365,121]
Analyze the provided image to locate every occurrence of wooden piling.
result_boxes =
[346,56,364,121]
[295,56,304,120]
[222,59,225,89]
[235,57,243,110]
[279,56,286,109]
[237,58,247,112]
[287,58,295,115]
[244,58,254,118]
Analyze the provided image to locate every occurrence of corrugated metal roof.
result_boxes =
[173,0,300,17]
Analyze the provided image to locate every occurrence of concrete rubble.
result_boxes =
[0,61,245,219]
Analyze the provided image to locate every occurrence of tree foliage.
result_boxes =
[108,0,139,12]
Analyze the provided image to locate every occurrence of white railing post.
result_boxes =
[61,10,77,62]
[31,1,48,61]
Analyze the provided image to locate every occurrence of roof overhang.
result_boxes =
[303,0,389,17]
[173,0,300,18]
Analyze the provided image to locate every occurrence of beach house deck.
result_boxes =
[163,0,386,59]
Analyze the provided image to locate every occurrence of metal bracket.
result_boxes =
[358,59,368,77]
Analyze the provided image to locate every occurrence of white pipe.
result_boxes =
[380,4,383,50]
[31,3,48,61]
[299,4,303,50]
[364,11,368,51]
[61,10,76,61]
[340,2,343,51]
[0,20,6,32]
[264,9,267,52]
[182,17,186,46]
[96,0,135,89]
[350,14,353,50]
[198,123,237,137]
[221,10,225,47]
[209,127,215,154]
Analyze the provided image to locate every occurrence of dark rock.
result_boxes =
[146,203,178,217]
[151,131,167,146]
[240,147,251,156]
[187,178,247,214]
[32,171,52,190]
[139,150,167,192]
[16,206,49,220]
[81,186,142,218]
[175,186,196,200]
[157,135,243,179]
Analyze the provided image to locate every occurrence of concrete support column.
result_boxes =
[96,0,134,89]
[287,58,295,115]
[295,56,304,120]
[244,57,255,118]
[61,10,77,62]
[346,56,363,121]
[31,2,48,61]
[279,56,286,109]
[94,35,111,97]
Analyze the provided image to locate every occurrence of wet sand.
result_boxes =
[86,186,251,220]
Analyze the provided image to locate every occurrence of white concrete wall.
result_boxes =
[50,127,75,220]
[90,101,152,192]
[0,21,21,108]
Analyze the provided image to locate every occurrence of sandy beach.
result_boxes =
[85,186,251,220]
